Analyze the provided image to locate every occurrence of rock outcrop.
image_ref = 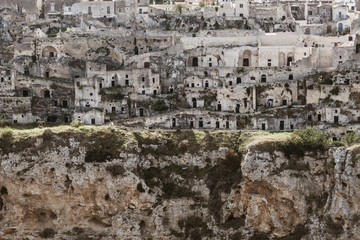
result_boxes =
[0,128,359,239]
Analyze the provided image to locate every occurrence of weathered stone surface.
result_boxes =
[0,132,359,239]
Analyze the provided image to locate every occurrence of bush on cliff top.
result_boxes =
[279,128,328,158]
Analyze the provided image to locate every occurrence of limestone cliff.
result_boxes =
[0,127,359,239]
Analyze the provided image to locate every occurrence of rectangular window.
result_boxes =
[107,6,110,14]
[240,4,243,8]
[88,6,92,14]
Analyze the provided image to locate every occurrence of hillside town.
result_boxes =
[0,0,360,139]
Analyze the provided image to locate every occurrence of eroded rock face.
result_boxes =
[0,132,359,239]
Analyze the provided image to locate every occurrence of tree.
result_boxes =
[174,4,185,14]
[199,1,206,8]
[152,100,169,112]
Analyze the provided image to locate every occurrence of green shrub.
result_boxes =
[279,128,328,158]
[152,100,169,112]
[0,131,13,154]
[50,83,58,89]
[330,86,340,95]
[85,130,125,163]
[106,164,125,177]
[343,131,360,146]
[0,119,10,128]
[70,120,84,128]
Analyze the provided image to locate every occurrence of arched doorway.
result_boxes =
[205,81,209,88]
[192,98,197,108]
[43,89,50,98]
[338,23,343,31]
[241,50,251,67]
[42,46,58,58]
[286,56,294,66]
[261,74,267,83]
[45,69,50,78]
[192,57,198,67]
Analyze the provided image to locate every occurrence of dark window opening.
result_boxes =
[62,100,68,108]
[262,123,266,130]
[192,98,197,108]
[280,121,284,130]
[44,90,50,98]
[192,57,198,67]
[287,57,293,66]
[91,118,95,125]
[22,90,29,97]
[139,108,144,117]
[112,107,116,113]
[237,77,241,84]
[261,75,266,83]
[243,58,249,67]
[199,120,203,128]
